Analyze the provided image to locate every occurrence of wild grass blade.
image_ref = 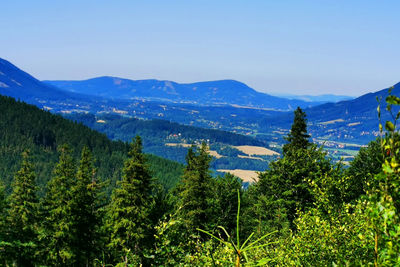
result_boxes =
[240,232,255,250]
[243,230,277,251]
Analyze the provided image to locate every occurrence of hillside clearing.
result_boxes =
[234,145,279,156]
[217,169,259,183]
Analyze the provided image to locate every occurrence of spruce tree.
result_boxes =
[107,136,154,263]
[6,150,39,267]
[178,142,213,231]
[283,107,310,154]
[69,146,102,265]
[41,145,76,266]
[255,108,333,231]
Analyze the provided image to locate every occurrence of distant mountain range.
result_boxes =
[272,93,353,103]
[264,82,400,146]
[305,83,400,122]
[1,57,400,147]
[44,76,322,110]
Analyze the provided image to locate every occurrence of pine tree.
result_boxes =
[41,145,76,266]
[178,142,213,231]
[283,107,310,154]
[6,150,39,267]
[107,136,154,263]
[69,146,102,265]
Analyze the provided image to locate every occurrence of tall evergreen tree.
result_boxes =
[283,107,310,154]
[69,146,102,265]
[107,136,154,263]
[178,142,213,231]
[254,108,334,232]
[41,145,76,266]
[6,150,39,267]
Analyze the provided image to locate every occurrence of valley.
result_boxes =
[0,57,398,179]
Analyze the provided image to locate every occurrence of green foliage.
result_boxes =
[41,145,77,265]
[0,183,6,255]
[66,113,273,172]
[0,95,183,196]
[247,107,327,235]
[177,143,214,232]
[3,86,400,265]
[273,203,373,266]
[69,146,103,265]
[107,136,154,264]
[4,151,39,266]
[213,174,243,234]
[66,113,265,147]
[346,139,384,202]
[198,190,277,266]
[254,145,335,231]
[283,107,310,154]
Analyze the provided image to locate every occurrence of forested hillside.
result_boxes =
[65,113,266,147]
[65,113,276,171]
[1,90,400,266]
[0,95,183,192]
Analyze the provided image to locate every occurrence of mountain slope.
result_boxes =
[45,76,321,110]
[0,58,84,103]
[263,82,400,145]
[0,95,183,192]
[305,82,400,122]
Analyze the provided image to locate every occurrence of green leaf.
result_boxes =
[385,121,395,132]
[383,163,394,174]
[386,95,400,105]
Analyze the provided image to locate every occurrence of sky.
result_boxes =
[1,0,399,96]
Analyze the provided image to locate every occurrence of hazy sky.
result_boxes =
[1,0,399,96]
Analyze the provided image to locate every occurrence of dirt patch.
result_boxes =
[208,150,224,159]
[234,145,279,156]
[217,169,260,183]
[165,143,224,158]
[238,155,265,161]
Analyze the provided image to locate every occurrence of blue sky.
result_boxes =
[1,0,399,96]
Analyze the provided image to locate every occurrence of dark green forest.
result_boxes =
[1,91,400,266]
[0,95,183,193]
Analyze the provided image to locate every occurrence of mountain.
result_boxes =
[44,76,322,110]
[264,82,400,145]
[0,58,282,140]
[272,93,353,103]
[305,82,400,122]
[0,58,82,103]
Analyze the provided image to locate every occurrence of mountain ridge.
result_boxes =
[44,76,321,110]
